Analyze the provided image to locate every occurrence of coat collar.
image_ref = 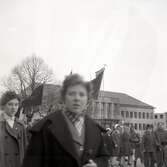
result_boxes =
[0,112,18,139]
[5,120,19,139]
[48,111,80,166]
[47,111,100,165]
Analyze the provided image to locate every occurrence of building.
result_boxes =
[154,112,167,130]
[89,91,155,134]
[23,84,155,134]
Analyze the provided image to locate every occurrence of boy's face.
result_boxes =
[64,84,88,115]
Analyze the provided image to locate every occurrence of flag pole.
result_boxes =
[102,64,107,91]
[102,64,107,124]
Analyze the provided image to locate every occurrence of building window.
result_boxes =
[143,112,145,119]
[130,112,133,118]
[96,102,101,119]
[143,124,146,130]
[107,103,111,118]
[121,110,124,118]
[94,102,97,118]
[135,123,138,130]
[139,124,142,130]
[146,113,149,119]
[126,111,129,118]
[139,112,141,119]
[134,112,137,118]
[155,115,158,119]
[160,114,164,119]
[101,103,105,119]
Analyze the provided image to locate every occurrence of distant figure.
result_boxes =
[110,124,121,166]
[105,128,114,156]
[119,125,133,166]
[22,73,109,167]
[0,91,27,167]
[154,122,167,167]
[129,126,142,167]
[142,124,156,167]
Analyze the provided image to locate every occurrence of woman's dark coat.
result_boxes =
[22,111,109,167]
[0,114,27,167]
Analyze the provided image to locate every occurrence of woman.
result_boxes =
[22,73,109,167]
[0,91,27,167]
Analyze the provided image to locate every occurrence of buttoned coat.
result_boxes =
[0,114,27,167]
[111,130,120,156]
[119,131,132,156]
[154,128,167,166]
[22,110,109,167]
[141,131,157,153]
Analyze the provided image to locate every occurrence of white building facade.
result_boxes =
[90,91,155,134]
[154,112,167,130]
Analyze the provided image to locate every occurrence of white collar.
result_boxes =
[3,113,15,121]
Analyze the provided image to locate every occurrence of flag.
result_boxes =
[22,84,44,107]
[91,67,105,99]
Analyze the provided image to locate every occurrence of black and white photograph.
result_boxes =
[0,0,167,167]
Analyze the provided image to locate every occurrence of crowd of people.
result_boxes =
[0,73,167,167]
[104,122,167,167]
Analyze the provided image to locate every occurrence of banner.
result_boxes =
[91,67,105,99]
[22,84,44,107]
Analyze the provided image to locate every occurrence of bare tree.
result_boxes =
[1,54,55,98]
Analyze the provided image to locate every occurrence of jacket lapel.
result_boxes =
[5,121,18,140]
[48,111,80,166]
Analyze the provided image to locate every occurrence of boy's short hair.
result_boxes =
[60,73,92,102]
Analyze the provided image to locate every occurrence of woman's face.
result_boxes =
[64,84,88,114]
[4,98,19,117]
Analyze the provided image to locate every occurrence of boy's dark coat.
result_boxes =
[22,111,109,167]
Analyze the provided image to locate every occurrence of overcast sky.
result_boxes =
[0,0,167,113]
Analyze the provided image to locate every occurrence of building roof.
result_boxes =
[99,91,154,109]
[26,84,154,109]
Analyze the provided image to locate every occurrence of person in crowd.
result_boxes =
[110,124,121,166]
[164,143,167,167]
[102,127,114,167]
[141,124,156,167]
[154,122,167,167]
[129,126,142,167]
[119,124,132,166]
[22,73,110,167]
[105,128,114,156]
[0,91,27,167]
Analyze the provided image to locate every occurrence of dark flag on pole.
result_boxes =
[91,67,105,99]
[22,84,44,107]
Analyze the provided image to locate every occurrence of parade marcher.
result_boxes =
[119,124,133,166]
[154,122,167,167]
[105,128,114,156]
[110,124,121,166]
[164,144,167,167]
[129,126,142,167]
[141,124,156,167]
[102,128,115,167]
[22,73,109,167]
[0,91,27,167]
